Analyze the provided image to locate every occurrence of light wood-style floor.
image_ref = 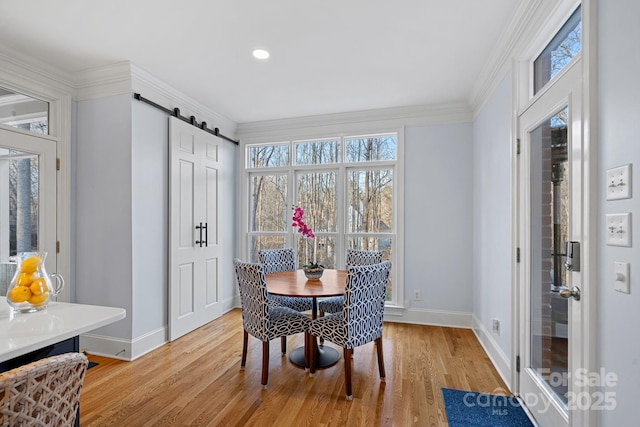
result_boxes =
[80,308,508,426]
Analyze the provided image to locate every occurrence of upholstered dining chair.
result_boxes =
[234,259,311,389]
[258,248,314,354]
[0,352,89,427]
[309,261,391,400]
[318,249,383,315]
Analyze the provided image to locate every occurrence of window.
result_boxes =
[0,87,49,135]
[533,5,582,94]
[245,133,400,304]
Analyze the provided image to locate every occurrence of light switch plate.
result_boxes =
[606,213,632,246]
[606,164,632,200]
[614,261,630,293]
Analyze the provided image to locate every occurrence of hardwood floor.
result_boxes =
[80,309,508,426]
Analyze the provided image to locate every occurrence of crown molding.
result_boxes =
[469,0,546,116]
[236,103,472,142]
[0,50,237,137]
[0,46,74,98]
[130,64,236,136]
[74,61,134,101]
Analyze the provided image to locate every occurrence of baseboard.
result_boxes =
[80,333,132,361]
[383,307,473,329]
[81,327,167,361]
[472,314,512,391]
[82,295,239,361]
[131,327,168,361]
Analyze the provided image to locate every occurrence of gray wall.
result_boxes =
[131,101,168,337]
[74,92,238,349]
[472,73,513,358]
[404,123,474,312]
[75,94,133,338]
[598,0,640,424]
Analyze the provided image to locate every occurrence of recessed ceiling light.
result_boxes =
[252,49,270,60]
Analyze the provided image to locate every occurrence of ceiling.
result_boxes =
[0,0,523,124]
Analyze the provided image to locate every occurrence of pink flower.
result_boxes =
[292,206,314,238]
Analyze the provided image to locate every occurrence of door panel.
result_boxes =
[0,128,56,296]
[518,60,583,427]
[169,117,222,341]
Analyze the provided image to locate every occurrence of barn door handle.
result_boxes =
[195,222,204,247]
[203,223,208,247]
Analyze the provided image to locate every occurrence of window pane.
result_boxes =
[296,235,336,269]
[345,135,396,162]
[347,169,393,233]
[3,149,40,255]
[534,6,581,94]
[294,139,340,165]
[249,235,285,262]
[348,237,393,261]
[296,171,337,232]
[529,106,569,404]
[246,144,289,168]
[348,236,393,300]
[0,149,39,295]
[0,87,49,135]
[250,174,287,231]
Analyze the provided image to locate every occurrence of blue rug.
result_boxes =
[442,388,534,427]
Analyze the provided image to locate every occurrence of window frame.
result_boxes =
[242,130,404,307]
[532,5,582,95]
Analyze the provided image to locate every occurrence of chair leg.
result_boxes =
[375,337,386,381]
[281,336,287,356]
[344,348,353,400]
[241,330,248,370]
[261,341,269,389]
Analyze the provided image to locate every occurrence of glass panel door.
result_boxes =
[518,57,584,427]
[530,107,569,403]
[0,128,56,295]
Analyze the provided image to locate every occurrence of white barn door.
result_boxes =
[169,117,222,341]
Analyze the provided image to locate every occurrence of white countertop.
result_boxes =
[0,297,126,362]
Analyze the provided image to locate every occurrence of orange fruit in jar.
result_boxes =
[17,272,35,287]
[28,292,49,306]
[8,286,32,303]
[30,278,47,295]
[20,256,41,274]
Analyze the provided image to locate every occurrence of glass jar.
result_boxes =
[6,252,64,312]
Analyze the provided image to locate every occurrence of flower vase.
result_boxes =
[303,267,324,280]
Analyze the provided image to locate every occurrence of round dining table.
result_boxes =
[265,269,346,369]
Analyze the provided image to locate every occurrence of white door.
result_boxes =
[169,117,222,341]
[0,127,57,292]
[517,59,592,426]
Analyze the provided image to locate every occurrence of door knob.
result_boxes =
[559,285,581,301]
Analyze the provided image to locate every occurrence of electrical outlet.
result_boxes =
[413,290,421,301]
[492,319,500,335]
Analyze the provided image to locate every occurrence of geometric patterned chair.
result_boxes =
[258,248,314,355]
[233,259,311,389]
[258,248,314,313]
[318,249,383,315]
[0,352,89,427]
[309,261,392,400]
